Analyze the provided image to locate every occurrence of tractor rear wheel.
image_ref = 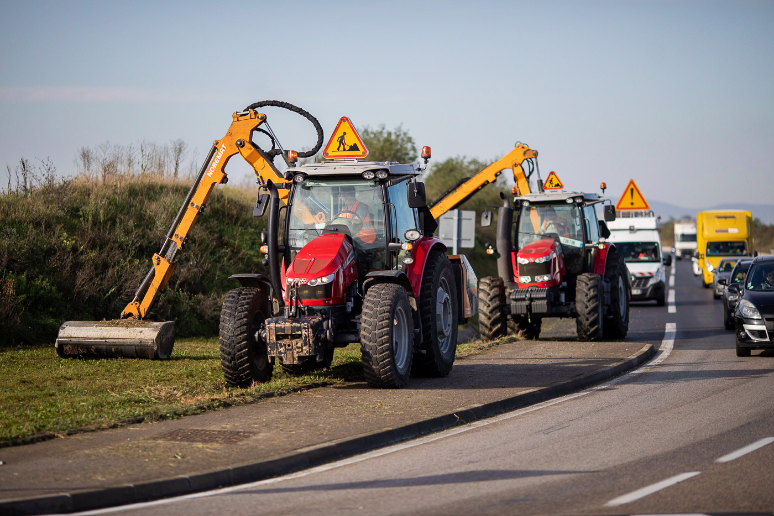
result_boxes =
[219,287,273,387]
[412,251,458,377]
[576,273,604,341]
[478,276,506,340]
[360,283,414,388]
[603,252,630,339]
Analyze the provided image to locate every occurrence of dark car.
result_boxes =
[713,257,739,299]
[720,258,752,329]
[734,255,774,357]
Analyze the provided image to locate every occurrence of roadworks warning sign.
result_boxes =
[615,179,650,210]
[543,171,564,190]
[323,117,369,159]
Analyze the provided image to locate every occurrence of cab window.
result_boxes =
[387,180,418,267]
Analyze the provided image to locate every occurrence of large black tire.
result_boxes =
[576,273,604,341]
[736,337,751,357]
[219,287,273,387]
[478,276,506,340]
[515,316,541,340]
[657,287,666,307]
[360,283,414,388]
[412,251,459,377]
[603,252,630,338]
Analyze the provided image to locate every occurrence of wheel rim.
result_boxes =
[392,304,410,373]
[436,277,453,355]
[617,276,626,316]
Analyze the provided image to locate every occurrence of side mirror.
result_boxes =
[598,220,611,239]
[481,211,493,227]
[407,181,427,209]
[754,250,759,257]
[718,278,727,286]
[604,205,616,222]
[727,283,739,293]
[253,193,270,217]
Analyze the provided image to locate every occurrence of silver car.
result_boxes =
[713,257,739,299]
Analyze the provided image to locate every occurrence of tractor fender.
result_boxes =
[594,243,618,277]
[406,236,447,298]
[362,270,414,297]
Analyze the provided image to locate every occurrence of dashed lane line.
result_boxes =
[668,289,676,313]
[604,472,701,507]
[716,437,774,463]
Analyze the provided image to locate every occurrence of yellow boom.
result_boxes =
[429,143,538,219]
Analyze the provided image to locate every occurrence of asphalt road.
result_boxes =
[78,260,774,516]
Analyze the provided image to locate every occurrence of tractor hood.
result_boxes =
[285,232,357,305]
[518,238,559,260]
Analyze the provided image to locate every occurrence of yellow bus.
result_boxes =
[696,210,753,287]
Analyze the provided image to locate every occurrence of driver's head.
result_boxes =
[341,187,356,206]
[544,207,558,221]
[766,269,774,283]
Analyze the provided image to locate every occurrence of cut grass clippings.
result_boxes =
[0,332,512,444]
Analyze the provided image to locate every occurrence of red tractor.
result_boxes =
[220,159,478,388]
[478,190,630,341]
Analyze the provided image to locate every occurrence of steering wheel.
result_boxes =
[336,210,364,225]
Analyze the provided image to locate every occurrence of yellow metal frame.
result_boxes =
[429,143,538,220]
[121,110,286,319]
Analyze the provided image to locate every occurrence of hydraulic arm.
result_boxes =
[428,143,538,219]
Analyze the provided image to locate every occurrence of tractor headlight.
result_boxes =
[738,299,761,320]
[535,274,551,282]
[375,170,388,179]
[362,171,375,180]
[534,252,555,264]
[308,272,335,287]
[517,257,530,265]
[519,276,532,283]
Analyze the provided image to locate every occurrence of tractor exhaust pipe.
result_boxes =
[497,194,515,282]
[266,180,285,312]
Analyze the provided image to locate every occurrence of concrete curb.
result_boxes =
[1,343,655,515]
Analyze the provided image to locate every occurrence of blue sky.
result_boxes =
[1,0,772,207]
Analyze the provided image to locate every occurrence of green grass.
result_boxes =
[0,333,507,443]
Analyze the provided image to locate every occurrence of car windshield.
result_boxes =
[746,264,774,291]
[616,242,661,263]
[718,259,737,272]
[287,179,386,261]
[707,241,747,256]
[731,263,751,284]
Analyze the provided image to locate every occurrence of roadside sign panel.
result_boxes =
[543,171,564,190]
[439,209,475,255]
[322,117,369,159]
[615,179,650,210]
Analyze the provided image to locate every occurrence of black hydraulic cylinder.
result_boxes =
[496,196,514,282]
[266,181,285,310]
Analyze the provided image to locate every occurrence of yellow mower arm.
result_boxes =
[429,143,538,219]
[121,109,287,320]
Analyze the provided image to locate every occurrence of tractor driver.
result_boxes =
[539,207,570,238]
[336,187,376,244]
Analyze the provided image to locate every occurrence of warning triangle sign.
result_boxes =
[322,117,369,159]
[543,171,564,190]
[615,179,650,210]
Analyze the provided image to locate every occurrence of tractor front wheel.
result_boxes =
[219,287,273,387]
[603,252,630,339]
[412,251,458,377]
[478,276,506,340]
[360,283,414,388]
[576,273,604,341]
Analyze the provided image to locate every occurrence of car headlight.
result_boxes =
[738,299,761,319]
[534,252,554,264]
[648,275,662,287]
[308,272,335,286]
[519,276,532,283]
[706,262,714,273]
[517,257,530,265]
[534,274,551,282]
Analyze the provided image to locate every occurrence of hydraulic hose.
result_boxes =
[242,100,324,160]
[266,180,285,310]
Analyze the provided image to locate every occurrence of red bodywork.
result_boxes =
[405,236,446,297]
[513,238,566,289]
[593,242,610,275]
[284,233,357,306]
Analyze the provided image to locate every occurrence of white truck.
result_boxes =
[673,221,697,260]
[606,212,667,305]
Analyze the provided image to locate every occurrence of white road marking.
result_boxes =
[670,264,676,277]
[669,275,675,287]
[715,437,774,463]
[604,471,701,507]
[68,325,679,516]
[668,289,676,313]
